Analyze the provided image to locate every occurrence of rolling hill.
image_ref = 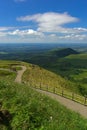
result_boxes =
[28,48,79,66]
[48,48,79,57]
[26,48,87,97]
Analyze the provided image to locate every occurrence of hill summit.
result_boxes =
[28,48,79,66]
[50,48,79,58]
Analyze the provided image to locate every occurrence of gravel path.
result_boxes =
[15,66,26,83]
[14,66,87,118]
[36,89,87,118]
[1,66,87,118]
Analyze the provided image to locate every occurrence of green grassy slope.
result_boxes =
[1,59,87,96]
[0,60,21,69]
[0,60,77,93]
[0,60,87,129]
[30,52,87,96]
[22,63,79,94]
[0,60,23,82]
[64,54,87,95]
[0,80,87,130]
[22,62,87,104]
[66,53,87,59]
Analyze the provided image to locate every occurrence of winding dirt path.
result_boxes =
[36,89,87,118]
[1,66,87,118]
[0,66,26,83]
[15,66,26,83]
[13,65,87,118]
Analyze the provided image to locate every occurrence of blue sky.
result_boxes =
[0,0,87,43]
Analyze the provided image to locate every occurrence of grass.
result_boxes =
[0,60,86,104]
[40,53,87,96]
[22,63,79,94]
[1,49,87,97]
[0,60,21,69]
[21,62,87,105]
[0,80,87,130]
[35,84,87,105]
[1,60,87,129]
[0,60,22,82]
[66,53,87,59]
[0,60,28,81]
[0,70,16,81]
[64,54,87,95]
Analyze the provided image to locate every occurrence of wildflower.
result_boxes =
[50,116,53,121]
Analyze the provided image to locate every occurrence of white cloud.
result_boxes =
[0,26,87,43]
[0,27,9,31]
[17,12,87,37]
[0,11,87,43]
[8,29,44,37]
[53,27,87,34]
[17,12,79,32]
[0,28,44,43]
[59,34,87,41]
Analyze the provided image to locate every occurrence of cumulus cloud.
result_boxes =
[8,29,44,37]
[17,12,79,32]
[0,28,45,43]
[17,12,87,39]
[0,12,87,43]
[53,27,87,34]
[0,26,87,43]
[59,34,87,41]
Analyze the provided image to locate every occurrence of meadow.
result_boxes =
[38,53,87,96]
[0,79,87,130]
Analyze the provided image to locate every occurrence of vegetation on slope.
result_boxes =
[0,80,87,130]
[1,48,87,96]
[22,63,79,94]
[29,52,87,96]
[0,60,21,69]
[28,48,79,66]
[0,60,23,82]
[48,48,79,57]
[0,60,85,96]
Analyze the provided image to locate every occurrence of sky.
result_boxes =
[0,0,87,43]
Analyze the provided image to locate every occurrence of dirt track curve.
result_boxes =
[15,66,26,83]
